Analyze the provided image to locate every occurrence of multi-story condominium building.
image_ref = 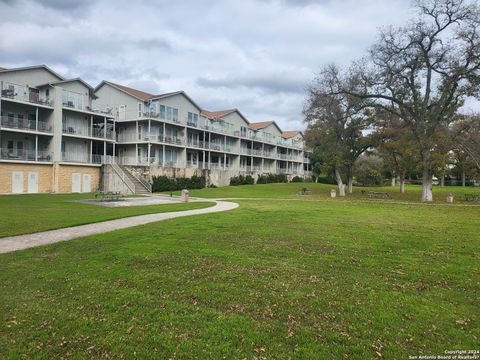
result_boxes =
[0,65,310,194]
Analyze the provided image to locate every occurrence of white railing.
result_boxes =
[62,124,91,137]
[92,127,115,140]
[0,116,52,133]
[1,81,53,106]
[62,152,90,163]
[62,89,89,112]
[0,148,52,162]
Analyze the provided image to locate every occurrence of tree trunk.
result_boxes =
[335,168,346,197]
[461,170,466,187]
[421,168,433,202]
[347,165,353,194]
[391,176,396,187]
[399,173,405,193]
[315,177,318,183]
[440,175,445,187]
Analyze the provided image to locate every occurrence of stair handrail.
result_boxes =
[111,163,135,194]
[126,168,152,193]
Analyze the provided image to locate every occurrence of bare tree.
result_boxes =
[330,0,480,201]
[304,65,371,196]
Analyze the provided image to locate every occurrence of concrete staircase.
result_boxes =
[121,167,152,195]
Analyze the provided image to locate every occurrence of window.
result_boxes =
[240,126,247,137]
[187,112,198,126]
[159,105,179,122]
[138,103,142,118]
[173,108,178,122]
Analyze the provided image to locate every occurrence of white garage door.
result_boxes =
[82,174,91,193]
[72,173,81,193]
[12,171,24,193]
[27,172,39,193]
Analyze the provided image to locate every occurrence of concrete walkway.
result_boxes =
[0,201,239,254]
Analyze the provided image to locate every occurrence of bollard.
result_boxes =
[446,193,454,203]
[330,189,337,198]
[181,189,189,203]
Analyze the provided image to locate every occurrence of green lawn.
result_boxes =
[175,182,480,203]
[0,185,478,358]
[0,193,213,238]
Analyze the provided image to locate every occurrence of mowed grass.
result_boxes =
[0,188,479,358]
[176,182,480,203]
[0,193,213,238]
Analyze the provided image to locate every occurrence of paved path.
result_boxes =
[0,201,239,254]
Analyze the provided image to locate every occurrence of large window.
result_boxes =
[159,105,179,122]
[187,112,198,126]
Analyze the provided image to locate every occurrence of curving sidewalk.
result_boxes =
[0,201,239,254]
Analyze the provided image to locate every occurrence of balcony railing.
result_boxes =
[0,148,52,162]
[142,111,183,125]
[0,116,52,133]
[62,125,91,137]
[62,152,90,163]
[92,127,115,140]
[1,81,53,107]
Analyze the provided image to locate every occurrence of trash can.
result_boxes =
[330,189,337,198]
[181,189,189,203]
[446,193,454,203]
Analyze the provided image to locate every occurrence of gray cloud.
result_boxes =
[0,0,414,130]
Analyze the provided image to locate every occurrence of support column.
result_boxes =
[103,141,106,164]
[90,140,93,163]
[35,107,39,131]
[162,144,165,166]
[104,117,107,139]
[35,135,38,161]
[136,143,138,166]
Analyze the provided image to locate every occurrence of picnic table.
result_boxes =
[297,187,312,195]
[367,191,390,199]
[95,191,125,201]
[463,193,480,202]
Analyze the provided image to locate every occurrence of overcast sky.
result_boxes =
[0,0,415,130]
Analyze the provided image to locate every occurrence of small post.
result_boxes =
[330,189,337,198]
[446,193,454,203]
[181,189,189,203]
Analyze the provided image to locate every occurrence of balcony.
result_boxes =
[62,152,90,163]
[1,148,52,162]
[0,116,52,134]
[1,82,53,107]
[92,127,115,140]
[62,125,91,137]
[187,140,204,149]
[142,111,184,125]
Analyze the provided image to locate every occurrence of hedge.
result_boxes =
[230,175,255,186]
[152,175,206,192]
[256,173,288,184]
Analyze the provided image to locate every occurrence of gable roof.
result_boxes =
[95,80,154,101]
[249,121,272,130]
[38,78,94,91]
[249,121,283,133]
[201,109,236,119]
[0,65,64,81]
[282,130,303,139]
[94,82,203,111]
[149,90,203,111]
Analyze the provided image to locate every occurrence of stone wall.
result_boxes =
[101,165,135,194]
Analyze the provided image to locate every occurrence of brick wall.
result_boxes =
[53,164,101,193]
[0,163,54,194]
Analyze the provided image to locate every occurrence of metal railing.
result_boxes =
[0,148,52,162]
[1,81,53,106]
[62,152,90,163]
[125,167,152,193]
[62,125,91,137]
[0,116,52,133]
[111,163,135,194]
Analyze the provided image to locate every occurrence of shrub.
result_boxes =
[290,176,303,183]
[152,175,206,192]
[256,173,288,184]
[230,175,254,186]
